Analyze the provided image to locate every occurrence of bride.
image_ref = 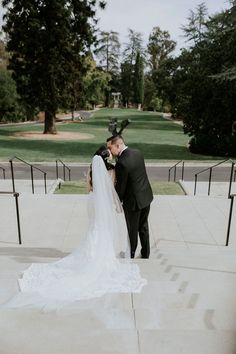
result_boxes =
[7,146,146,307]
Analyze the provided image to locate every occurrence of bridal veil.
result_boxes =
[4,155,146,308]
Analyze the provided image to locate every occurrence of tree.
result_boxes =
[147,26,176,73]
[95,30,120,72]
[120,29,144,106]
[0,38,24,122]
[95,30,120,106]
[80,54,111,109]
[169,2,236,156]
[122,29,144,65]
[133,51,144,108]
[0,38,9,69]
[120,61,133,107]
[144,26,175,111]
[181,2,208,46]
[0,67,23,122]
[2,0,106,133]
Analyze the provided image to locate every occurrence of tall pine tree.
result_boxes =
[133,51,144,109]
[2,0,105,133]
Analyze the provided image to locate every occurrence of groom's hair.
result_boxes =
[106,134,124,144]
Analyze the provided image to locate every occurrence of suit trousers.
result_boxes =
[123,205,150,259]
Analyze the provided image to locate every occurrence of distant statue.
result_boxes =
[108,118,131,136]
[111,92,121,108]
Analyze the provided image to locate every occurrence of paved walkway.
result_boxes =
[0,180,236,353]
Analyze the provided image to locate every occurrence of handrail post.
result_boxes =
[182,162,185,180]
[0,167,6,179]
[208,168,212,196]
[168,169,170,182]
[63,165,66,181]
[69,169,71,181]
[194,174,197,195]
[9,160,15,193]
[228,162,235,199]
[30,165,34,194]
[56,160,59,179]
[44,173,47,194]
[234,169,236,182]
[226,195,235,246]
[174,165,177,182]
[14,192,22,245]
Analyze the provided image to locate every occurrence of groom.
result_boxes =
[107,134,153,259]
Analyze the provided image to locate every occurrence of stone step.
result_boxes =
[133,291,236,311]
[139,330,236,354]
[1,307,236,331]
[135,308,236,331]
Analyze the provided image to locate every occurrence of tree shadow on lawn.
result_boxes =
[0,139,104,160]
[0,128,18,136]
[130,122,183,131]
[0,139,222,161]
[94,114,164,123]
[82,120,181,133]
[129,143,223,160]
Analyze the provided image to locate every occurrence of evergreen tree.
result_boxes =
[95,30,120,73]
[0,67,23,122]
[120,61,133,107]
[133,51,144,108]
[145,26,175,111]
[95,30,120,106]
[147,26,176,73]
[169,2,236,156]
[181,2,208,45]
[2,0,105,133]
[121,29,144,106]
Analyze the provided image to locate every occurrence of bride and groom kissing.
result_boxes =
[5,132,153,307]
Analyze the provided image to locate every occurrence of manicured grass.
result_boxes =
[0,108,225,162]
[54,181,88,194]
[54,180,185,195]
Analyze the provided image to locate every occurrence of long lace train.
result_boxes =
[5,156,147,308]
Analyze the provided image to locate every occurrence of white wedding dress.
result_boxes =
[5,156,146,308]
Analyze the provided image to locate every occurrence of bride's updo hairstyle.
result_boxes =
[93,145,114,171]
[89,145,114,188]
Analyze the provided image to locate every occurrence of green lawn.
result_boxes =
[54,180,185,195]
[0,108,225,162]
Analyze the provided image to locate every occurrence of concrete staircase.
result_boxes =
[1,189,236,353]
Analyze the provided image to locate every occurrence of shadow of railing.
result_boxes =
[0,166,6,179]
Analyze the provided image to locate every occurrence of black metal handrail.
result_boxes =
[0,166,6,179]
[226,194,236,246]
[168,160,185,182]
[9,156,47,194]
[0,191,22,244]
[56,159,71,181]
[194,159,235,198]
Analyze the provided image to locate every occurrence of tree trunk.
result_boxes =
[44,110,57,134]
